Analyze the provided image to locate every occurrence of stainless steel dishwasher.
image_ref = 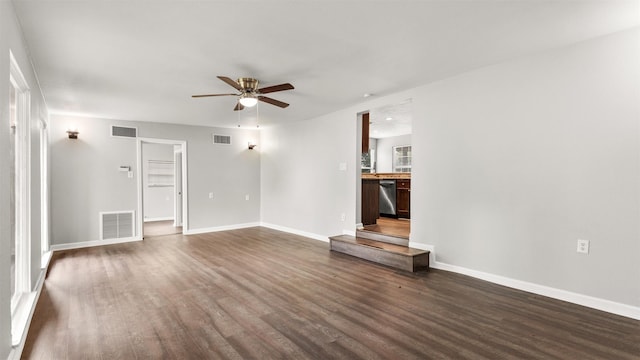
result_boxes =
[379,180,396,217]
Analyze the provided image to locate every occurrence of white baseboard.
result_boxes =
[260,222,329,243]
[144,217,173,222]
[183,222,260,235]
[50,236,142,251]
[408,241,432,252]
[431,260,640,320]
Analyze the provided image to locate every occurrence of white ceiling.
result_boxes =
[369,100,412,139]
[12,0,640,129]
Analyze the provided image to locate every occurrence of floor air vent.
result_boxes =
[213,134,231,145]
[111,125,137,138]
[100,211,135,240]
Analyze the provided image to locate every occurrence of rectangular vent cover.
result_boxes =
[111,125,137,138]
[213,134,231,145]
[100,211,134,240]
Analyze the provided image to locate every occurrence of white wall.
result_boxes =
[50,116,261,245]
[260,112,356,238]
[0,2,50,358]
[261,28,640,313]
[376,134,411,173]
[414,28,640,308]
[142,142,174,221]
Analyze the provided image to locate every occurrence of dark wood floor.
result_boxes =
[23,227,639,359]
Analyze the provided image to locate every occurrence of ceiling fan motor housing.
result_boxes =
[238,78,259,92]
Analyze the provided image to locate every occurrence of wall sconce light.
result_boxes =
[248,141,257,150]
[66,128,79,139]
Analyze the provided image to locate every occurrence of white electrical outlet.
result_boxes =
[245,194,250,201]
[209,192,214,199]
[339,162,347,171]
[577,239,590,254]
[340,213,346,221]
[127,171,133,178]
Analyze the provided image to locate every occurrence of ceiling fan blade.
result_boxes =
[258,83,294,94]
[192,93,237,98]
[218,76,243,91]
[258,96,289,108]
[234,102,245,111]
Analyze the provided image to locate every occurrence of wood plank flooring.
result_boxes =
[23,227,639,359]
[363,217,410,238]
[143,220,182,237]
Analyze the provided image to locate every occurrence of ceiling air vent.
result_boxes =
[111,125,137,138]
[213,134,231,145]
[100,211,135,240]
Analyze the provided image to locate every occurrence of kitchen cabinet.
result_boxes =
[361,179,379,225]
[361,113,369,153]
[396,179,410,219]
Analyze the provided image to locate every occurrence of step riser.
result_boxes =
[331,239,429,272]
[356,230,409,247]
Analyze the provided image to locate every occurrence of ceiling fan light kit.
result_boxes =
[239,94,258,107]
[193,76,294,111]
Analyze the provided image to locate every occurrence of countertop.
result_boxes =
[361,173,411,180]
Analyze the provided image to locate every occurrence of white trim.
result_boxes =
[431,260,640,320]
[40,250,52,270]
[260,222,329,243]
[39,117,50,261]
[137,138,188,238]
[50,236,142,251]
[183,222,261,235]
[9,50,32,314]
[143,216,174,222]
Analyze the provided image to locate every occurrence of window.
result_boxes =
[9,51,32,345]
[393,145,412,172]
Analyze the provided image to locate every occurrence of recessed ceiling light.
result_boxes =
[385,117,393,121]
[363,93,372,98]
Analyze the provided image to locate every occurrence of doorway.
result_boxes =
[137,138,188,238]
[358,100,412,239]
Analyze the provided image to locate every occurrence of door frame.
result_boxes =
[136,137,188,237]
[173,148,183,227]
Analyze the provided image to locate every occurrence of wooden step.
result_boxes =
[329,235,429,272]
[356,229,409,247]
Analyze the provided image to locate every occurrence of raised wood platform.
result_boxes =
[329,234,429,272]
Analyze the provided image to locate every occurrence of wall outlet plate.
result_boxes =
[577,239,590,254]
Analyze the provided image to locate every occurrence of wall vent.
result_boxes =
[213,134,231,145]
[111,125,138,138]
[100,211,135,240]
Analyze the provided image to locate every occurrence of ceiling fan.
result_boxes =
[192,76,294,111]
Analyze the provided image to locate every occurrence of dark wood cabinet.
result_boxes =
[396,179,410,219]
[361,179,379,225]
[361,113,369,153]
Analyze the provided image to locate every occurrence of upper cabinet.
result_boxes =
[362,112,370,153]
